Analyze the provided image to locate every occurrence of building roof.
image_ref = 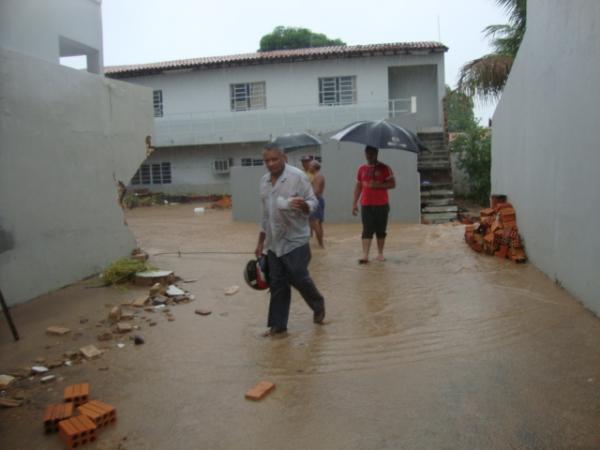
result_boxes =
[105,42,448,78]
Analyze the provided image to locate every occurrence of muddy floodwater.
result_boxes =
[1,205,599,449]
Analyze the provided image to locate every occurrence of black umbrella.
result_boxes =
[271,132,322,153]
[330,120,426,153]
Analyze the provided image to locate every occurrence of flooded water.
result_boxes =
[1,204,599,449]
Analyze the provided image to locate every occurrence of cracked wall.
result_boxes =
[0,47,153,306]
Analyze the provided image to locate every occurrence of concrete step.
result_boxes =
[420,189,454,198]
[422,212,458,223]
[418,161,451,170]
[420,183,453,191]
[422,205,458,213]
[421,197,455,207]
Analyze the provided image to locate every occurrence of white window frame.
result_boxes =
[230,82,266,111]
[153,90,163,117]
[212,159,231,174]
[131,162,171,185]
[318,75,357,106]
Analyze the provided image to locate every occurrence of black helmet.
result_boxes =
[244,255,269,290]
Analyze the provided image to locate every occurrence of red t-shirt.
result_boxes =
[357,162,394,206]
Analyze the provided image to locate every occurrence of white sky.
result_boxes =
[102,0,507,123]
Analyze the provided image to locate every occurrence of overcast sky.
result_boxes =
[102,0,507,122]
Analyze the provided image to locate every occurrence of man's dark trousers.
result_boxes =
[267,244,325,329]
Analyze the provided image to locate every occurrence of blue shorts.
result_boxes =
[310,197,325,222]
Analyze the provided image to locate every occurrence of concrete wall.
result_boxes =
[388,65,442,129]
[0,47,153,306]
[0,0,103,73]
[136,143,322,195]
[231,140,420,224]
[491,0,600,315]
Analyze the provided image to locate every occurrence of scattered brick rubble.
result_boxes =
[464,201,527,263]
[41,383,117,449]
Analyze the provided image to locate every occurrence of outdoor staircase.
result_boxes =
[417,132,458,224]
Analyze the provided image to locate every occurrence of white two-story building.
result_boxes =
[106,42,447,195]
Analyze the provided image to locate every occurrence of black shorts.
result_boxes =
[361,204,390,239]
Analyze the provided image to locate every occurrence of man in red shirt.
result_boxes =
[352,146,396,263]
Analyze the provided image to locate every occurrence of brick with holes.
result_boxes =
[58,415,97,449]
[64,383,90,407]
[43,402,74,433]
[77,400,117,429]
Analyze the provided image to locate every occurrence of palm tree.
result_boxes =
[458,0,527,101]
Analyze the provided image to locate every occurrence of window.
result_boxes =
[153,90,163,117]
[318,76,356,106]
[241,158,264,167]
[230,82,266,111]
[212,159,231,174]
[131,162,171,185]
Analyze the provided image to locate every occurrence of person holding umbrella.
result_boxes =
[352,146,396,264]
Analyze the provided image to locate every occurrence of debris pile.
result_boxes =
[464,202,527,263]
[42,382,117,449]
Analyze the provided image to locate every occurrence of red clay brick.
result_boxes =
[58,415,97,449]
[43,402,74,433]
[245,381,276,401]
[64,383,90,407]
[78,400,117,429]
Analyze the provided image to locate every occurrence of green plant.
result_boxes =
[102,257,154,285]
[452,127,492,206]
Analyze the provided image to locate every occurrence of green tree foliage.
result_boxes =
[259,26,345,52]
[458,0,527,100]
[451,127,492,205]
[445,86,478,132]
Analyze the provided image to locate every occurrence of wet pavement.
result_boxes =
[1,204,599,449]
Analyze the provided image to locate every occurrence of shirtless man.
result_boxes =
[308,160,325,248]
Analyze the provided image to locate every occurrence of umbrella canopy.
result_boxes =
[330,120,426,153]
[271,132,322,153]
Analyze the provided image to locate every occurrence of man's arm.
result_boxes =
[289,174,317,214]
[256,185,268,257]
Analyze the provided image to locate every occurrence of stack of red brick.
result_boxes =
[464,202,527,263]
[43,383,117,449]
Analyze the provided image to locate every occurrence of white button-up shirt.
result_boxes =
[260,164,318,257]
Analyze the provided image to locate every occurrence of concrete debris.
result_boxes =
[47,359,66,369]
[117,343,125,349]
[0,374,15,388]
[224,285,240,296]
[149,282,165,297]
[31,366,49,374]
[116,322,133,333]
[149,321,157,327]
[132,296,149,307]
[109,306,122,322]
[97,332,113,341]
[46,326,71,336]
[79,344,102,360]
[131,248,149,262]
[0,398,22,408]
[153,304,166,310]
[166,285,185,297]
[8,368,30,378]
[40,374,56,384]
[135,270,175,286]
[133,335,145,345]
[168,317,175,322]
[152,295,168,305]
[79,318,89,324]
[195,309,212,316]
[120,309,135,320]
[63,351,79,360]
[34,357,46,364]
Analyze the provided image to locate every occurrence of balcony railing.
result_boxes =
[153,97,416,147]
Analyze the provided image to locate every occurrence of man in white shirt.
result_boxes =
[255,143,326,337]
